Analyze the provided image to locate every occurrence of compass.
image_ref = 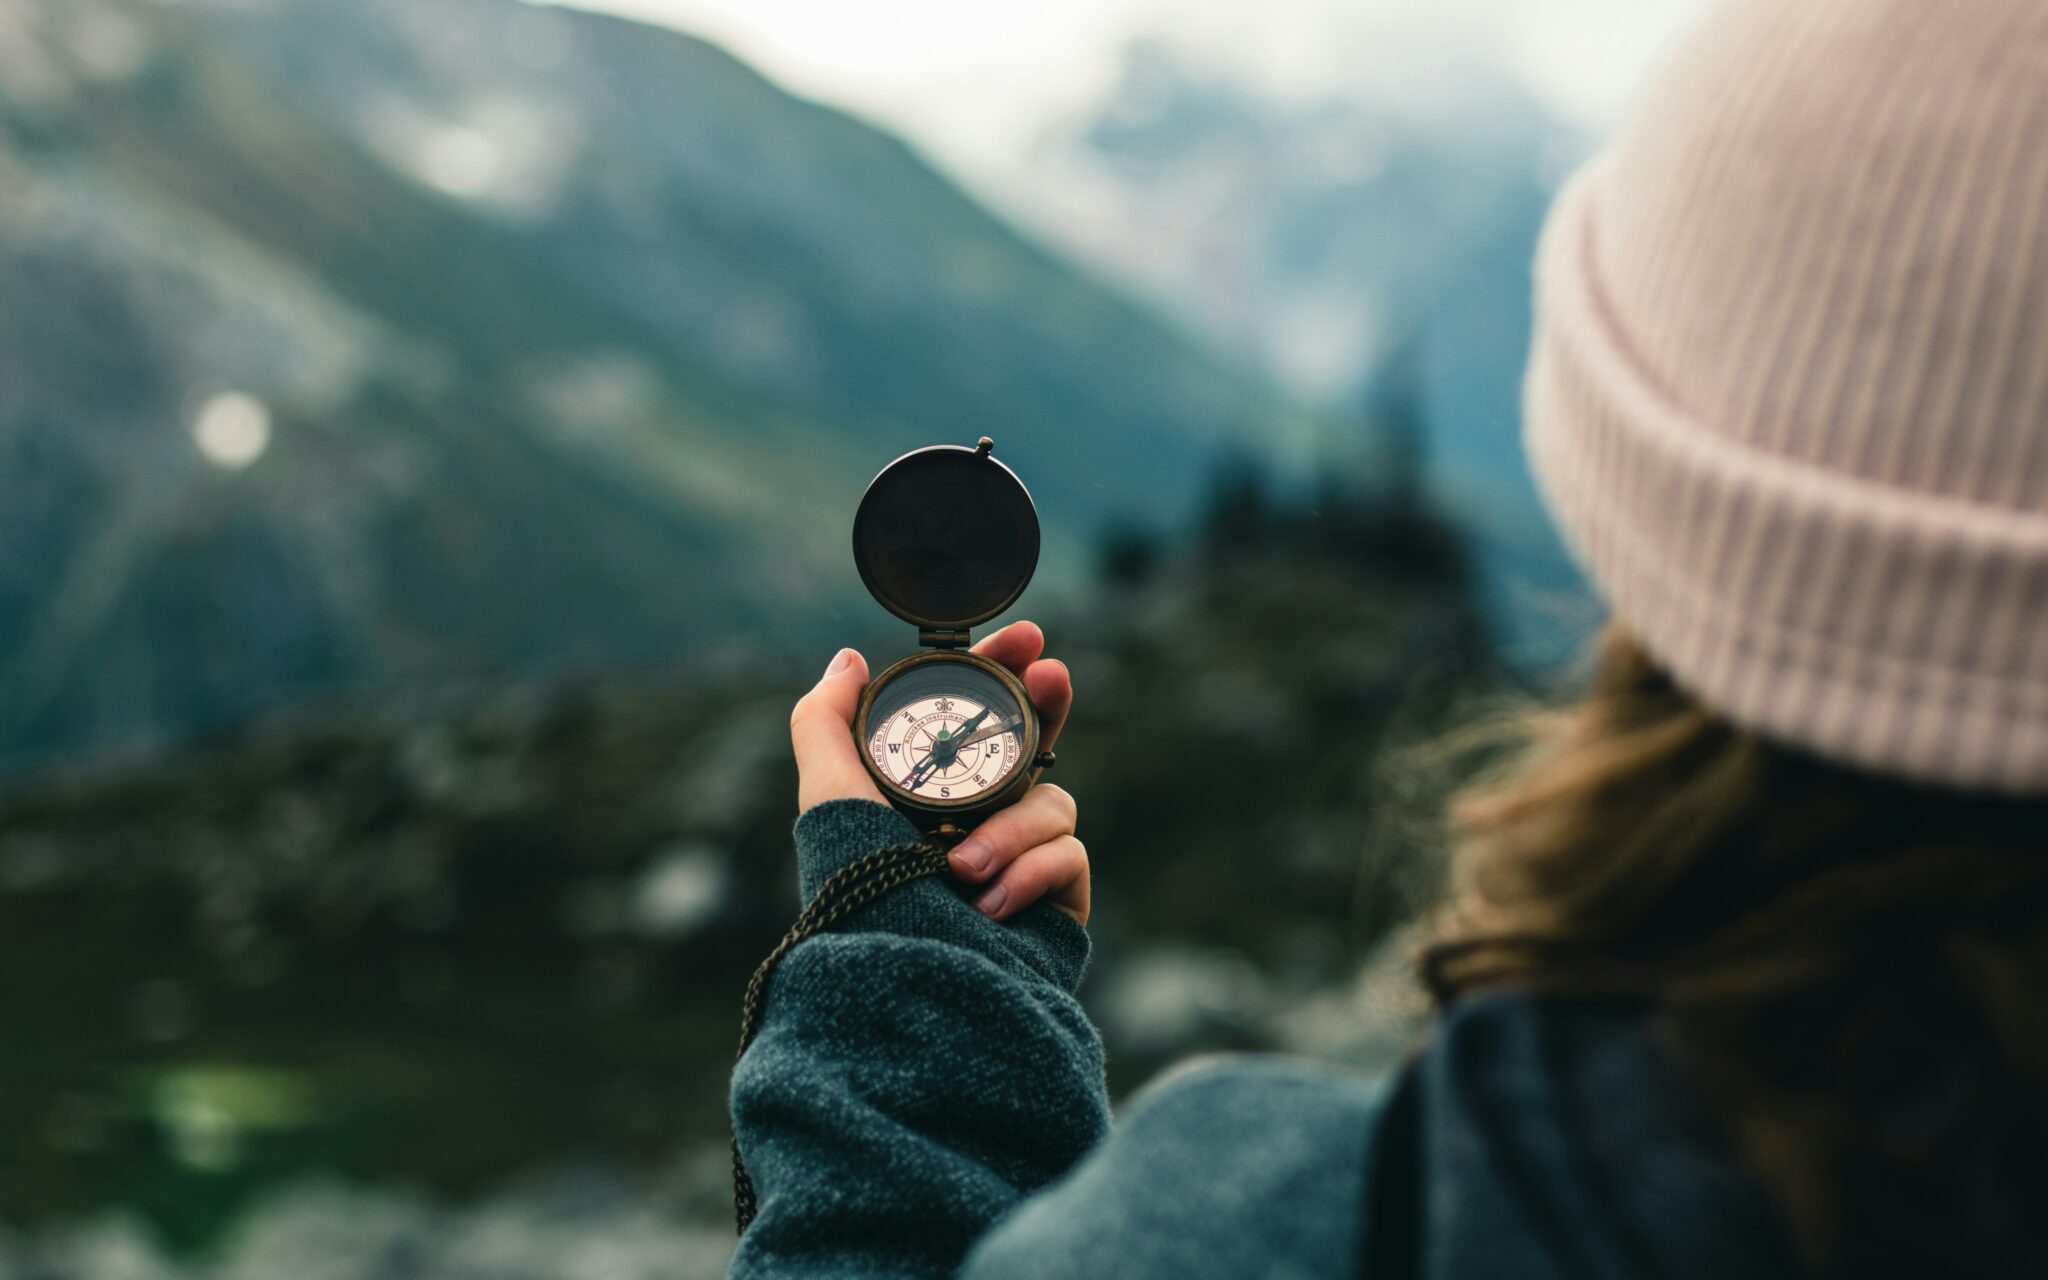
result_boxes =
[851,437,1052,841]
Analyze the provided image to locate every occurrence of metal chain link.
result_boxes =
[731,840,951,1234]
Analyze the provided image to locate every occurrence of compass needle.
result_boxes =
[951,716,1022,751]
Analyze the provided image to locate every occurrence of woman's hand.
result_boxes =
[788,620,1087,924]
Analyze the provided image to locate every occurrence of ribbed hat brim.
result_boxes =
[1526,164,2048,793]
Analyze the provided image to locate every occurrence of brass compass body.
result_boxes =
[850,438,1050,841]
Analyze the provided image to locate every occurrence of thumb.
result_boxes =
[791,648,886,812]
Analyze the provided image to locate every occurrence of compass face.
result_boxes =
[862,659,1031,805]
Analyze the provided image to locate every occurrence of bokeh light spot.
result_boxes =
[191,391,273,470]
[421,126,501,198]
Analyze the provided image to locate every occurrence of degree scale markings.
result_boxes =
[867,693,1024,801]
[900,702,993,791]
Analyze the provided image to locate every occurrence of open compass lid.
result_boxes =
[853,437,1040,638]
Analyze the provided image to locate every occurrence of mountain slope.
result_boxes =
[0,0,1298,766]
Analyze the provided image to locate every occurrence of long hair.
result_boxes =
[1424,628,2048,1276]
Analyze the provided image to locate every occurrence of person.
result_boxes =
[728,0,2048,1274]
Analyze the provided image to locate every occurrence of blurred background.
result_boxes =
[0,0,1704,1273]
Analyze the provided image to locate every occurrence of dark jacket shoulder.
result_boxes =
[966,1055,1385,1280]
[968,996,1803,1280]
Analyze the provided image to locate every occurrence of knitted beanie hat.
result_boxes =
[1524,0,2048,793]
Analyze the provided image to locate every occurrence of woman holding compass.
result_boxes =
[731,0,2048,1275]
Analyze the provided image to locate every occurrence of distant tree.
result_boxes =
[1358,331,1431,507]
[1199,452,1273,554]
[1097,520,1162,587]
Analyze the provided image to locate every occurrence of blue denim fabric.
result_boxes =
[729,800,1803,1279]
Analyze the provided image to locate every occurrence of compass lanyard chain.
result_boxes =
[731,840,951,1234]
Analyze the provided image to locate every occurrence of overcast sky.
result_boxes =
[534,0,1710,184]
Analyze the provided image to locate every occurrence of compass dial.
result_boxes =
[862,660,1030,805]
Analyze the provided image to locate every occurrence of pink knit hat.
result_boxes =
[1525,0,2048,793]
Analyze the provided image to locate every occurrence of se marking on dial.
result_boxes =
[867,693,1023,801]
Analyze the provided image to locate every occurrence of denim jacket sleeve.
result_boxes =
[726,799,1111,1279]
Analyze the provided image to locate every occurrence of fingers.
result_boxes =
[791,649,886,812]
[970,619,1044,675]
[973,621,1071,751]
[948,782,1076,879]
[1024,659,1071,751]
[974,835,1090,925]
[947,782,1086,922]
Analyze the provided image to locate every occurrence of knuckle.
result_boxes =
[971,820,1018,860]
[1036,783,1077,822]
[1009,854,1053,894]
[789,691,832,733]
[975,788,1079,860]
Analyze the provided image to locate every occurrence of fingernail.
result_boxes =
[952,840,992,875]
[976,884,1008,917]
[824,648,854,677]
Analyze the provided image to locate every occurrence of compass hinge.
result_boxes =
[918,627,971,648]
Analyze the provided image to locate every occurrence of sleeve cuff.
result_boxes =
[792,799,930,902]
[786,798,1093,993]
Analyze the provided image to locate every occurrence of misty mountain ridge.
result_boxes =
[1011,38,1592,656]
[1012,36,1584,402]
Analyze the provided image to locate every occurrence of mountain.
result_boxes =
[1010,39,1595,659]
[0,0,1302,767]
